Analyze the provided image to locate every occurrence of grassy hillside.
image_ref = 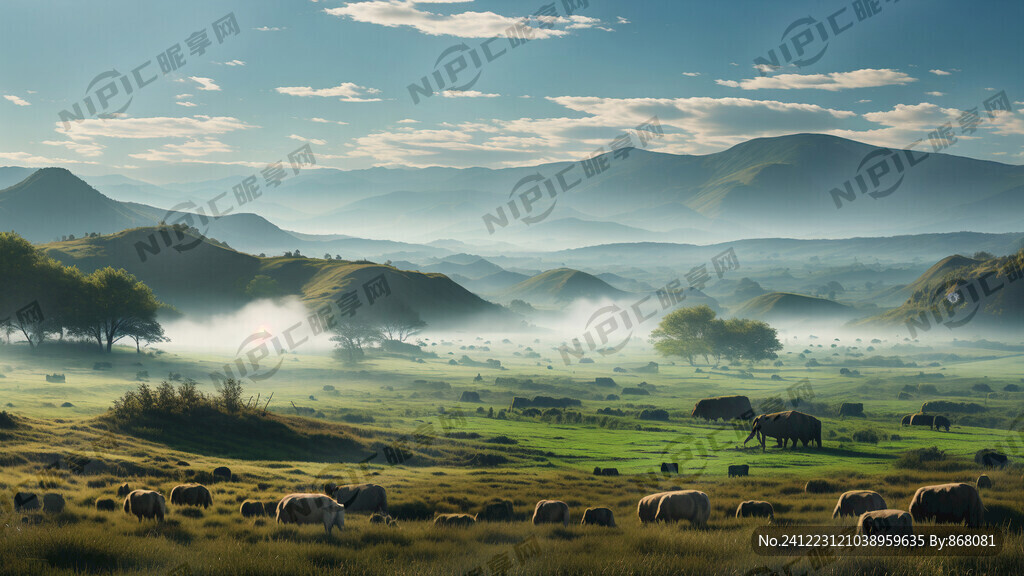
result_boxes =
[732,292,854,321]
[498,268,629,306]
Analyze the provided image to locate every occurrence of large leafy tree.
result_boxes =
[72,267,163,352]
[330,317,383,362]
[651,305,782,366]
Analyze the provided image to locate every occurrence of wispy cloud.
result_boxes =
[441,90,500,98]
[56,115,254,139]
[323,0,603,39]
[929,69,952,76]
[310,117,349,125]
[276,82,382,102]
[223,60,246,66]
[681,72,701,77]
[41,139,105,157]
[397,118,420,124]
[289,134,327,146]
[176,101,198,107]
[3,94,30,106]
[254,26,284,31]
[0,151,97,165]
[189,76,221,91]
[129,138,234,162]
[716,69,916,91]
[926,91,945,97]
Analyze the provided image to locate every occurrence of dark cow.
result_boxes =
[934,415,951,431]
[692,396,754,421]
[728,465,749,477]
[975,449,1008,467]
[909,414,935,429]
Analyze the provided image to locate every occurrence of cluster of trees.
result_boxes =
[650,305,782,365]
[58,232,101,241]
[110,378,261,421]
[330,303,426,362]
[0,232,167,353]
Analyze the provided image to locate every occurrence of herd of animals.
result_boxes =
[7,395,1000,542]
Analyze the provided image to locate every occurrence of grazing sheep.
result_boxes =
[977,474,992,489]
[123,490,166,522]
[170,484,213,508]
[212,466,232,481]
[275,493,345,535]
[653,491,710,527]
[532,500,570,526]
[857,509,913,536]
[95,498,117,511]
[240,500,267,517]
[13,492,39,512]
[736,500,774,520]
[581,507,616,527]
[832,490,887,519]
[909,483,984,527]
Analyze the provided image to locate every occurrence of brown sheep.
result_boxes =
[532,500,569,526]
[909,483,984,527]
[654,490,710,526]
[276,493,345,535]
[240,500,267,517]
[123,490,166,522]
[857,509,913,536]
[331,483,387,513]
[581,507,616,527]
[736,500,774,520]
[832,490,887,519]
[170,484,213,508]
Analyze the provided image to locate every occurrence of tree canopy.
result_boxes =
[650,305,782,365]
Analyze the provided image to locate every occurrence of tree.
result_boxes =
[330,317,383,362]
[649,305,717,365]
[124,316,169,353]
[71,267,163,352]
[378,303,426,342]
[244,275,283,299]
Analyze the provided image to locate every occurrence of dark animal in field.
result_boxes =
[14,492,39,511]
[95,497,116,511]
[745,411,822,452]
[593,467,602,476]
[117,483,132,497]
[433,513,477,527]
[42,493,65,513]
[123,490,166,522]
[839,403,864,417]
[857,509,913,536]
[832,490,887,518]
[901,414,912,427]
[933,415,951,431]
[581,507,616,527]
[909,483,983,527]
[975,449,1008,467]
[653,490,710,526]
[601,468,619,476]
[170,484,212,508]
[276,493,345,535]
[212,466,232,481]
[660,463,679,474]
[331,483,387,513]
[323,483,338,496]
[728,465,749,477]
[909,413,935,429]
[692,395,754,421]
[532,500,570,526]
[736,500,774,520]
[240,500,267,517]
[478,499,514,522]
[977,474,992,489]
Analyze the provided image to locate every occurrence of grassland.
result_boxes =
[1,334,1022,575]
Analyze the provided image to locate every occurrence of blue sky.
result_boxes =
[1,0,1022,182]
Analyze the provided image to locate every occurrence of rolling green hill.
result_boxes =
[497,268,629,306]
[732,291,854,321]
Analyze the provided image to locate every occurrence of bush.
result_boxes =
[895,447,946,469]
[852,429,879,444]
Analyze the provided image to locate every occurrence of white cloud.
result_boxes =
[3,95,30,106]
[129,138,234,162]
[716,69,916,91]
[175,94,193,100]
[289,134,328,146]
[681,72,700,77]
[441,90,500,98]
[857,99,872,103]
[255,26,283,31]
[223,60,246,66]
[929,69,952,75]
[0,151,97,165]
[276,82,382,102]
[397,118,420,124]
[616,16,630,24]
[310,117,349,125]
[57,115,254,140]
[188,76,221,91]
[323,0,603,39]
[41,139,105,157]
[926,91,945,97]
[176,101,198,107]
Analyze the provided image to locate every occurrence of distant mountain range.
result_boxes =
[11,133,1022,250]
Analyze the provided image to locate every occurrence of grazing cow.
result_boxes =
[977,474,992,489]
[42,493,65,514]
[858,509,913,536]
[14,492,39,512]
[95,498,117,511]
[736,501,774,520]
[653,490,710,527]
[933,415,951,431]
[660,463,679,474]
[909,483,984,527]
[805,480,834,494]
[638,491,677,524]
[116,483,132,497]
[276,493,345,535]
[331,483,387,513]
[532,500,570,526]
[123,490,166,522]
[909,414,935,429]
[832,490,887,519]
[170,484,212,508]
[478,499,514,522]
[592,467,603,476]
[433,513,476,527]
[212,466,232,482]
[745,411,822,452]
[692,395,754,421]
[240,500,266,517]
[728,465,749,477]
[975,449,1008,467]
[581,507,616,527]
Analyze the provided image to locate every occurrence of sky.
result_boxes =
[1,0,1023,183]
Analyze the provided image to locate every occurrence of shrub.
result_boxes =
[852,429,879,444]
[895,447,946,469]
